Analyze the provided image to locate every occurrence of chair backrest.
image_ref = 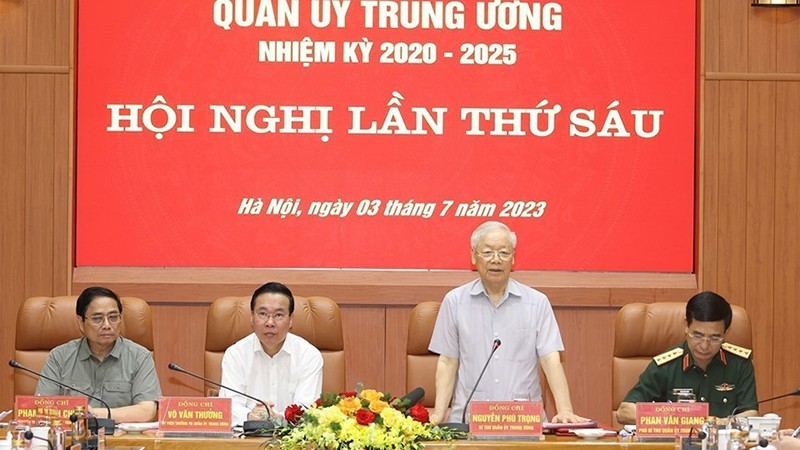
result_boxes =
[611,302,752,426]
[406,302,441,408]
[406,301,551,411]
[14,295,154,395]
[204,296,345,395]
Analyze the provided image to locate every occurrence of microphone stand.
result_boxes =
[730,388,800,417]
[9,360,115,434]
[440,339,502,434]
[679,426,707,450]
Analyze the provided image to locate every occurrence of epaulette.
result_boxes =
[721,342,752,359]
[653,347,684,366]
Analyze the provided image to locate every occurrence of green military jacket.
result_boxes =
[623,341,757,417]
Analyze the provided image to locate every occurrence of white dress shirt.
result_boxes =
[219,332,323,426]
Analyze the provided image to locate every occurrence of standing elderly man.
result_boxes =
[220,281,323,426]
[429,221,587,425]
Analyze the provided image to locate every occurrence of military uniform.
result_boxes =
[623,341,757,417]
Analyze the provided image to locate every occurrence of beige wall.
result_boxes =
[1,0,798,425]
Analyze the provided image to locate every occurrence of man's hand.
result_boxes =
[779,435,800,450]
[87,405,110,419]
[550,410,590,423]
[432,355,458,427]
[615,402,637,425]
[247,405,268,421]
[247,403,277,421]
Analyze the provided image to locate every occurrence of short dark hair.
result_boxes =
[686,291,732,330]
[250,282,294,315]
[76,286,123,318]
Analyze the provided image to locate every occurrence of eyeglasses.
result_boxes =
[254,311,289,323]
[687,331,724,344]
[85,313,122,326]
[474,249,514,261]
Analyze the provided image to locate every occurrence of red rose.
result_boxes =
[315,398,323,407]
[355,408,375,425]
[284,404,304,424]
[409,404,430,423]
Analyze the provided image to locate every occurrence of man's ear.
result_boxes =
[77,315,85,335]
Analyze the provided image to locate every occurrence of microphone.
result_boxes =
[730,388,800,416]
[23,430,54,450]
[681,427,707,450]
[697,430,707,440]
[167,362,274,435]
[9,360,115,433]
[440,339,502,433]
[398,387,425,408]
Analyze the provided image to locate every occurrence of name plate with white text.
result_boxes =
[158,396,232,435]
[469,401,544,440]
[15,395,89,421]
[636,402,708,439]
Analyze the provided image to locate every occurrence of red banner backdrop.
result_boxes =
[76,0,696,271]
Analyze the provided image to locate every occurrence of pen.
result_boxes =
[792,426,800,438]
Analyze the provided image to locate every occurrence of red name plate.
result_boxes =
[469,401,543,438]
[15,395,89,421]
[636,402,709,437]
[158,397,232,432]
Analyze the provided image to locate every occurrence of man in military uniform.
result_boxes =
[616,291,757,424]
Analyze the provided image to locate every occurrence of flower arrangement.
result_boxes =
[275,388,460,450]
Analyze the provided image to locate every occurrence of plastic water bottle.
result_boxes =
[48,420,66,450]
[727,430,748,450]
[71,405,88,448]
[703,416,718,450]
[10,427,27,450]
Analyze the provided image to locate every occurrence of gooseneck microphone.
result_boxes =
[730,388,800,416]
[461,339,503,425]
[399,387,425,408]
[9,360,115,433]
[440,339,502,433]
[167,362,275,435]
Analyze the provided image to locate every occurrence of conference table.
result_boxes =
[106,432,678,450]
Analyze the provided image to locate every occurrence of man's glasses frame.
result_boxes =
[473,249,514,261]
[85,313,122,326]
[686,330,724,344]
